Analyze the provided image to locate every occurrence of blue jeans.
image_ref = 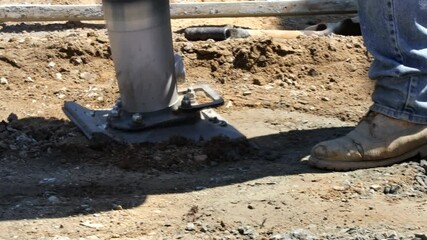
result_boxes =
[357,0,427,123]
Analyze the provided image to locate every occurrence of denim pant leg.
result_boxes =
[357,0,427,124]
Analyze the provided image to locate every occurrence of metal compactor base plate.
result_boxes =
[63,101,244,144]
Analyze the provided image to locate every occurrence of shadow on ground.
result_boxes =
[0,116,353,221]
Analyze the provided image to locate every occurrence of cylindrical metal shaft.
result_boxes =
[103,0,178,113]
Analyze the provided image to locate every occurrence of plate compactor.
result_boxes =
[63,0,244,143]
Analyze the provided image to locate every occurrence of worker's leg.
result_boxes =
[307,0,427,170]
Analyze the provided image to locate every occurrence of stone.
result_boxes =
[420,160,427,173]
[0,77,8,85]
[55,73,63,80]
[415,175,426,187]
[112,204,123,210]
[369,184,382,191]
[80,221,104,229]
[243,91,252,96]
[79,72,97,81]
[414,234,427,240]
[185,222,195,231]
[47,61,56,68]
[7,113,18,122]
[48,196,61,204]
[237,226,256,236]
[193,154,208,163]
[384,184,401,194]
[25,77,34,82]
[253,78,263,86]
[321,97,330,101]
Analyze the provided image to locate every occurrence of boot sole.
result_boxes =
[307,144,427,171]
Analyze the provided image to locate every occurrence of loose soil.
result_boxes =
[0,1,426,240]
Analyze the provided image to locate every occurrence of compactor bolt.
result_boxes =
[181,95,192,109]
[110,108,120,118]
[132,113,143,124]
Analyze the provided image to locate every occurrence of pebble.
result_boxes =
[0,77,8,85]
[51,237,71,240]
[321,97,330,101]
[79,72,96,81]
[112,204,123,210]
[243,91,252,96]
[420,160,427,173]
[185,222,195,231]
[272,229,316,240]
[48,196,61,204]
[7,113,18,122]
[24,77,34,82]
[415,234,427,240]
[253,78,263,86]
[237,226,257,237]
[369,184,382,191]
[80,221,104,229]
[55,73,63,80]
[384,184,401,194]
[416,175,426,186]
[47,61,56,68]
[193,154,208,163]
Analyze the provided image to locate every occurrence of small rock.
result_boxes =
[112,204,123,210]
[420,160,427,173]
[369,184,382,191]
[47,61,56,68]
[96,37,108,44]
[384,184,401,194]
[237,226,257,237]
[185,222,195,231]
[416,175,426,186]
[276,229,316,240]
[80,221,104,229]
[243,91,252,96]
[25,77,34,82]
[79,72,96,81]
[9,144,18,150]
[414,234,427,240]
[7,113,18,122]
[51,237,71,240]
[333,186,347,191]
[71,57,84,65]
[308,68,318,77]
[253,78,263,86]
[85,236,100,240]
[321,97,330,101]
[55,73,63,80]
[248,204,255,209]
[0,77,8,85]
[193,154,208,163]
[48,196,61,204]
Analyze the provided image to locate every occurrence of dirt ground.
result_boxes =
[1,1,427,240]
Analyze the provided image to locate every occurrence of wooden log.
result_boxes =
[0,0,358,22]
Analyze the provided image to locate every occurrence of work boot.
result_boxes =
[307,112,427,171]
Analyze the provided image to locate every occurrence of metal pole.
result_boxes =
[0,0,358,22]
[103,0,178,113]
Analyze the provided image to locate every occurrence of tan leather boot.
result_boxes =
[308,112,427,171]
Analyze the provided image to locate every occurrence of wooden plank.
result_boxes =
[0,1,358,22]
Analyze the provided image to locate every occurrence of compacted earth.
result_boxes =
[0,1,427,240]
